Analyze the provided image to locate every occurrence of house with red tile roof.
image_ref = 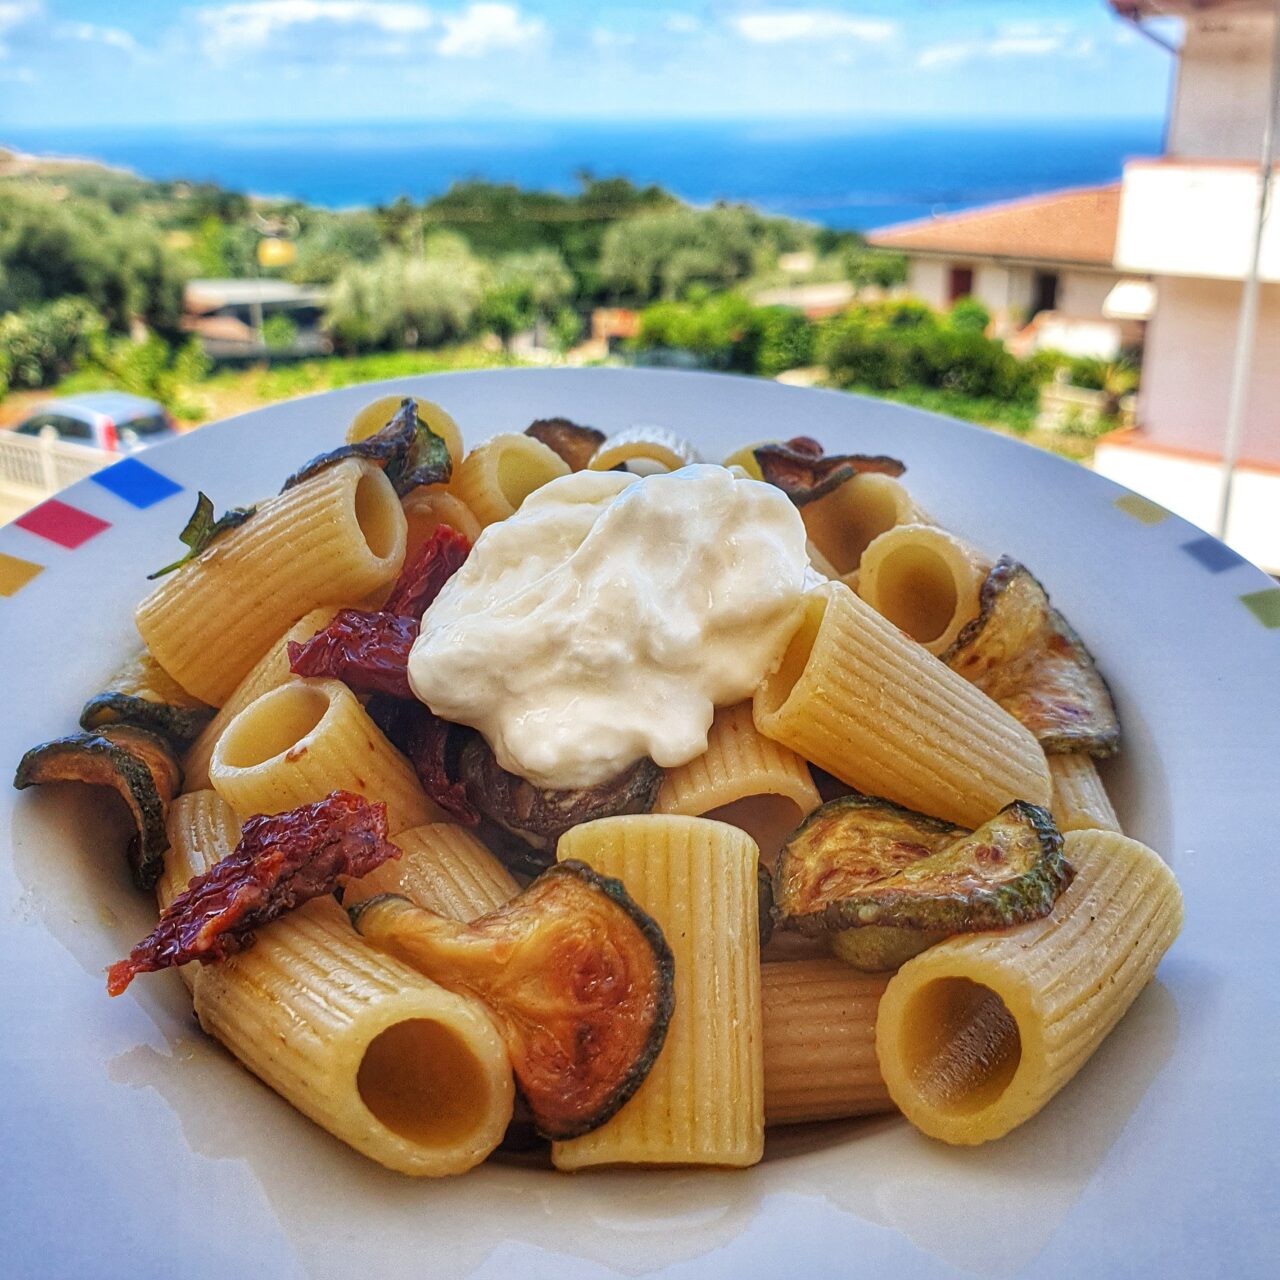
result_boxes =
[868,184,1147,359]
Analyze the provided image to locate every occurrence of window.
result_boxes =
[123,413,171,437]
[1032,271,1059,316]
[947,266,975,304]
[15,413,93,441]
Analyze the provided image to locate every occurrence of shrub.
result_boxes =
[65,333,212,412]
[0,297,107,389]
[261,313,299,351]
[948,296,991,334]
[753,307,815,377]
[819,302,1037,405]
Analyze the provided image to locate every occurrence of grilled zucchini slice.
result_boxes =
[458,735,664,870]
[524,418,606,472]
[775,794,1073,970]
[349,861,675,1141]
[942,557,1120,756]
[79,651,213,748]
[13,726,182,890]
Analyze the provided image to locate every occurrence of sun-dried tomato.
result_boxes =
[106,792,399,996]
[368,694,477,825]
[383,525,471,620]
[287,608,419,698]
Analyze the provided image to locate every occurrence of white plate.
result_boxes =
[1,369,1275,1280]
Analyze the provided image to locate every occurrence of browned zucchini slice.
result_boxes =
[349,860,675,1140]
[776,792,965,935]
[79,651,213,748]
[13,726,182,890]
[942,556,1120,756]
[282,398,452,496]
[775,795,1073,969]
[458,735,664,869]
[525,418,606,472]
[753,441,905,505]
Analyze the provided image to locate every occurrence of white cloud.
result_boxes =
[918,24,1094,70]
[731,10,896,45]
[56,22,138,53]
[197,2,436,60]
[437,3,542,57]
[0,0,40,58]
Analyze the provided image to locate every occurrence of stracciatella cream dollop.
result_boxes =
[408,464,809,789]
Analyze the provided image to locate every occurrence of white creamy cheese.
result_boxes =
[408,463,810,789]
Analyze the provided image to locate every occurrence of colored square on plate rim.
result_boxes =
[90,457,184,508]
[13,499,111,550]
[0,551,44,597]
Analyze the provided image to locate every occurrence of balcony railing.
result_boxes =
[1115,158,1279,281]
[0,431,113,523]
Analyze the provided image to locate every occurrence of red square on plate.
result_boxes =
[15,499,111,549]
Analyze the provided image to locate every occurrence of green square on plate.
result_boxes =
[1114,494,1170,525]
[1240,588,1280,629]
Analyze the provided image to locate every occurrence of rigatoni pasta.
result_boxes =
[183,606,342,791]
[754,580,1052,828]
[552,815,764,1169]
[856,523,990,655]
[194,895,514,1176]
[136,459,407,704]
[655,701,820,866]
[209,678,441,830]
[802,472,927,577]
[762,959,894,1125]
[451,432,570,526]
[1049,753,1121,833]
[874,829,1182,1145]
[343,822,518,918]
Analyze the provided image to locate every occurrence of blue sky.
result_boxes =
[0,1,1174,128]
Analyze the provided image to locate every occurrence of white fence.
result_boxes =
[0,431,113,522]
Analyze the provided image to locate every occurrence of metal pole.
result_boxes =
[1217,0,1280,540]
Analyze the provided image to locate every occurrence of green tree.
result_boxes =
[0,190,187,336]
[479,248,575,349]
[325,246,484,353]
[0,297,107,389]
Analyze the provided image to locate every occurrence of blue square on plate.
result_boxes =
[1181,536,1246,574]
[90,458,184,509]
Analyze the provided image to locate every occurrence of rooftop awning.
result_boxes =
[1102,278,1156,321]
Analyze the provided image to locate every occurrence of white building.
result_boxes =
[870,0,1280,570]
[868,184,1145,359]
[1100,0,1279,570]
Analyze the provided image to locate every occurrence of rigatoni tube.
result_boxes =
[655,701,820,867]
[1049,753,1121,834]
[209,678,440,831]
[754,581,1051,828]
[183,606,341,792]
[762,959,894,1125]
[136,459,406,704]
[857,523,990,655]
[451,433,570,527]
[193,897,513,1176]
[344,823,518,920]
[875,829,1182,1145]
[802,472,928,577]
[552,815,764,1169]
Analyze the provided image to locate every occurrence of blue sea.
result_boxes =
[2,119,1163,231]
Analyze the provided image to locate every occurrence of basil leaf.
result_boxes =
[147,492,256,579]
